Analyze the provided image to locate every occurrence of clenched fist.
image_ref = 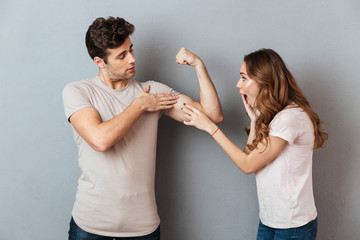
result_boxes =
[175,47,202,67]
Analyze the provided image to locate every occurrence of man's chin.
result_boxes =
[127,71,135,78]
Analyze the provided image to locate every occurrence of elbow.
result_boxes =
[213,114,224,124]
[93,144,110,152]
[89,136,112,152]
[210,111,224,124]
[238,161,256,175]
[241,163,263,175]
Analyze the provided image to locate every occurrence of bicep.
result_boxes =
[69,107,101,142]
[167,94,202,122]
[247,135,288,173]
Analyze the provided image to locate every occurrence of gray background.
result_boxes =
[1,0,359,239]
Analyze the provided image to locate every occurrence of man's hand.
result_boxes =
[136,85,179,112]
[176,47,202,68]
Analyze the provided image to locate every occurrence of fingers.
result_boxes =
[157,93,179,99]
[176,47,191,65]
[158,94,178,105]
[181,106,193,121]
[241,94,246,105]
[159,99,178,108]
[143,85,150,93]
[182,104,199,114]
[153,94,179,110]
[182,105,195,117]
[181,104,200,124]
[183,120,193,126]
[139,91,179,111]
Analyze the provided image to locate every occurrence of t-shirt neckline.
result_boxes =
[94,76,132,93]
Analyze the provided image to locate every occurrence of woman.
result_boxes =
[182,49,327,240]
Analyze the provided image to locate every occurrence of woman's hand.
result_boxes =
[241,95,260,122]
[182,104,218,134]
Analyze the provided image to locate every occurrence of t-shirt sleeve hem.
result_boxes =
[269,132,293,144]
[65,105,93,123]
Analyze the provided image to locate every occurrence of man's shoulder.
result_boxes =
[138,79,175,94]
[63,77,98,92]
[66,76,97,88]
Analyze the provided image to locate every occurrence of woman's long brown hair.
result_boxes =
[244,49,328,151]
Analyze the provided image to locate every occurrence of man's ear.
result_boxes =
[94,57,105,68]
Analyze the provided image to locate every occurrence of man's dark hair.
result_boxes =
[85,17,135,62]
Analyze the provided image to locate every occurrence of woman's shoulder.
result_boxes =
[271,105,307,126]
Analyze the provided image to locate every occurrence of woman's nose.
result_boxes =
[236,80,242,89]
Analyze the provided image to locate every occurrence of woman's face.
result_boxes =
[236,62,260,107]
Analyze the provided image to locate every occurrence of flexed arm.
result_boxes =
[167,47,223,123]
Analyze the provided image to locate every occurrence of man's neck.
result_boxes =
[98,73,129,90]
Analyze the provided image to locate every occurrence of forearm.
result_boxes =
[210,128,253,174]
[88,100,145,151]
[244,121,256,154]
[182,104,282,174]
[194,61,223,123]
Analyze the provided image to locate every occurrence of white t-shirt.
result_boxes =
[255,107,317,228]
[62,76,178,237]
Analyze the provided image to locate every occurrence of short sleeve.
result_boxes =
[141,80,180,96]
[62,82,93,122]
[269,110,302,144]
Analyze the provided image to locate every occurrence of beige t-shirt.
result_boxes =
[63,76,178,237]
[256,107,317,229]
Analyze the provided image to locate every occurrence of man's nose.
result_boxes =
[128,53,136,63]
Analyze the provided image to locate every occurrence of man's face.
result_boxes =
[103,37,136,81]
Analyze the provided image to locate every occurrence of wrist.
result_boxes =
[208,124,219,135]
[210,126,220,136]
[249,121,256,134]
[133,98,147,112]
[193,58,204,70]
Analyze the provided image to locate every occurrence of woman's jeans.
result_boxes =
[68,217,160,240]
[257,218,318,240]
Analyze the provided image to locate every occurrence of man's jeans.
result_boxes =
[257,218,318,240]
[68,217,160,240]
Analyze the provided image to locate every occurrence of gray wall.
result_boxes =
[1,0,359,239]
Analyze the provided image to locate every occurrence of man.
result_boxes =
[63,16,223,240]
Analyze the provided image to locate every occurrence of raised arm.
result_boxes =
[167,47,223,123]
[69,86,178,152]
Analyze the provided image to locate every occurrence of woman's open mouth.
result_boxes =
[243,94,248,104]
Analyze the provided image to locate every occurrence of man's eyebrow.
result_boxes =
[117,50,126,57]
[116,44,134,57]
[240,72,247,75]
